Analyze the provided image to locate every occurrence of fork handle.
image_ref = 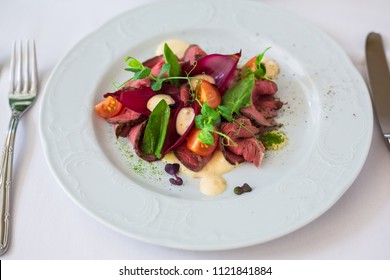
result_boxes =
[0,115,20,255]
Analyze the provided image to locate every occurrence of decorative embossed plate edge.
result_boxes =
[39,0,373,250]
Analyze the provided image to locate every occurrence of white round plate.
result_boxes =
[39,0,373,250]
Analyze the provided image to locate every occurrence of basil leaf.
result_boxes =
[217,105,232,122]
[141,99,170,158]
[163,43,182,84]
[220,73,255,119]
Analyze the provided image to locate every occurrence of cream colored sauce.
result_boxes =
[155,39,190,59]
[163,150,236,196]
[199,174,227,196]
[262,57,279,79]
[163,150,237,178]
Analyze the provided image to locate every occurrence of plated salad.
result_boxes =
[94,41,286,195]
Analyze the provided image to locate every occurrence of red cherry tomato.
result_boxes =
[95,96,123,118]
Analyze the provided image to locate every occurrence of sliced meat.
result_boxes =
[253,95,283,109]
[240,105,277,127]
[173,143,214,172]
[182,44,207,66]
[226,137,265,167]
[124,77,152,89]
[218,140,245,165]
[179,83,191,104]
[220,117,264,167]
[241,78,283,127]
[150,58,167,77]
[222,117,260,139]
[142,55,164,69]
[252,79,278,96]
[106,107,148,125]
[128,120,157,162]
[114,123,132,138]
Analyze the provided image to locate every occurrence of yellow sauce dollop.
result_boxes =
[163,150,237,196]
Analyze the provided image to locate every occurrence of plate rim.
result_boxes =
[39,0,373,251]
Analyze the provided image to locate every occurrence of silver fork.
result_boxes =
[0,40,38,255]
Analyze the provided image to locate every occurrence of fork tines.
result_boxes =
[9,40,38,95]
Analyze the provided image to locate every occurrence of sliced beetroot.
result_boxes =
[188,51,241,92]
[104,84,181,116]
[104,87,155,116]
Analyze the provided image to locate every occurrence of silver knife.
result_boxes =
[365,32,390,150]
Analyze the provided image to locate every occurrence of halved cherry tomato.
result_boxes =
[95,96,123,118]
[186,127,219,157]
[195,80,221,109]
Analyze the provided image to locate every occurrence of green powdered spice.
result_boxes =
[260,130,287,151]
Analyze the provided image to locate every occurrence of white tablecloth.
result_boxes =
[0,0,389,259]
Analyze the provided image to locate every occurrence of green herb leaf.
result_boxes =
[133,67,151,80]
[163,43,182,85]
[141,99,170,158]
[198,129,215,145]
[253,47,271,80]
[158,63,171,78]
[220,73,255,119]
[255,47,270,67]
[151,79,164,91]
[124,56,143,69]
[124,56,152,81]
[217,105,232,122]
[195,114,205,129]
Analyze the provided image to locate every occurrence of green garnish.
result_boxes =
[124,56,151,80]
[124,43,185,91]
[163,43,182,84]
[219,73,255,121]
[242,47,271,80]
[141,99,170,158]
[260,130,287,150]
[253,47,270,80]
[194,103,221,145]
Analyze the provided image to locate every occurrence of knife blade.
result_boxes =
[365,32,390,150]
